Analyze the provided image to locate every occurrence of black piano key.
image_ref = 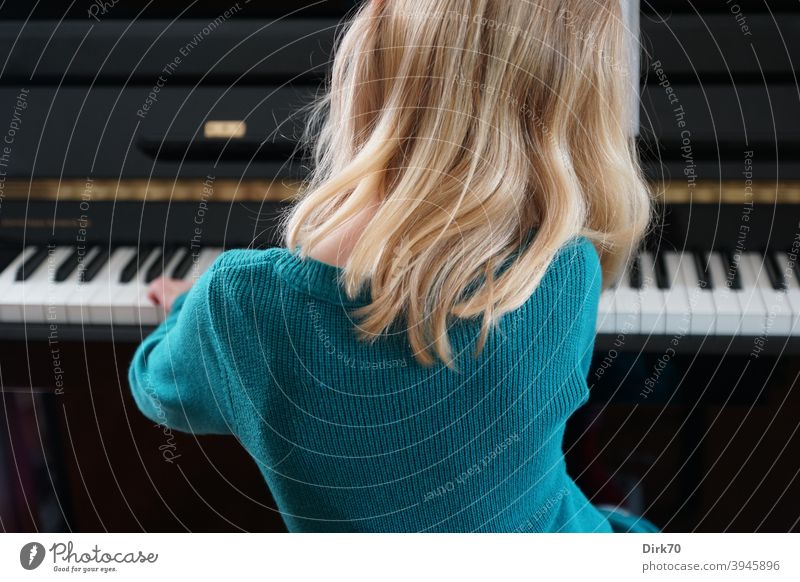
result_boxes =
[171,249,194,279]
[764,252,787,291]
[15,247,49,281]
[629,255,643,289]
[652,251,670,289]
[119,247,155,283]
[145,247,178,283]
[81,248,111,282]
[692,250,713,290]
[722,250,743,290]
[54,247,81,282]
[0,248,20,274]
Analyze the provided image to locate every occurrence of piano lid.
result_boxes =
[0,0,361,20]
[1,1,799,182]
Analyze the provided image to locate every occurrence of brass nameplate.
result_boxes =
[204,120,247,139]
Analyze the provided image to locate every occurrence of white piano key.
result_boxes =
[676,256,716,335]
[707,252,743,335]
[662,252,692,334]
[742,253,792,336]
[612,259,642,334]
[85,247,138,324]
[110,248,162,325]
[22,246,75,323]
[638,253,667,336]
[0,247,38,321]
[735,252,770,335]
[597,289,617,334]
[776,253,800,335]
[59,246,102,324]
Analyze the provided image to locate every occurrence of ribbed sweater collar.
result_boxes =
[272,248,371,307]
[270,228,539,308]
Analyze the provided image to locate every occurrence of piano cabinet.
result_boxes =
[3,332,800,533]
[0,339,287,533]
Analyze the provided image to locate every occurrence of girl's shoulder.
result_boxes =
[201,247,287,302]
[515,231,601,284]
[544,235,602,290]
[209,247,287,272]
[513,235,603,330]
[204,246,349,305]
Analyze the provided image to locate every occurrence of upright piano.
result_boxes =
[1,0,799,532]
[1,1,799,354]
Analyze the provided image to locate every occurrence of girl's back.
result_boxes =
[132,238,610,531]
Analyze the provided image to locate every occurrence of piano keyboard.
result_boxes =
[597,250,800,337]
[0,246,798,339]
[0,245,222,327]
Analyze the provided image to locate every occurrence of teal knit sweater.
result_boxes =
[128,236,619,532]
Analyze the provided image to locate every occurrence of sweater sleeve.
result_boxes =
[128,260,237,435]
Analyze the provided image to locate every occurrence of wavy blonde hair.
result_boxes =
[285,0,651,367]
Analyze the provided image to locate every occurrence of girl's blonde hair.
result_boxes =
[285,0,652,367]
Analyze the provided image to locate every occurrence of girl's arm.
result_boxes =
[128,263,237,435]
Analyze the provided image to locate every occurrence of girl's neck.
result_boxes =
[305,199,379,267]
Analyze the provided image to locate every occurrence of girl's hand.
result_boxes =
[147,277,195,314]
